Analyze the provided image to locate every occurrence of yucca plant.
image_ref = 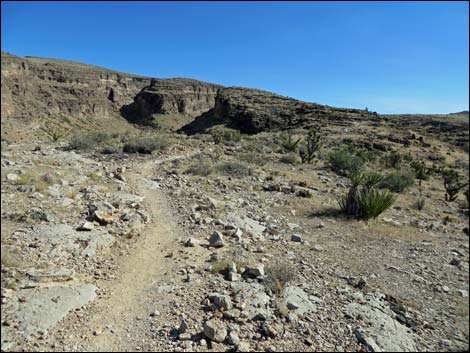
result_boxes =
[281,131,302,152]
[337,171,364,216]
[299,127,321,163]
[338,170,395,220]
[356,189,395,220]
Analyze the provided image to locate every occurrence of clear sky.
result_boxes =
[1,1,469,114]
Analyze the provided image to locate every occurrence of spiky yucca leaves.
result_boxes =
[299,127,321,164]
[338,171,394,220]
[362,172,384,189]
[281,131,302,152]
[356,189,395,220]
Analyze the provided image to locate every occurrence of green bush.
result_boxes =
[123,135,169,154]
[216,161,252,177]
[328,150,364,176]
[380,172,415,193]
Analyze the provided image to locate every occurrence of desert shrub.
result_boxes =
[442,169,469,202]
[328,149,364,176]
[185,158,214,176]
[210,127,241,144]
[239,152,267,166]
[413,197,426,211]
[1,249,18,268]
[264,262,296,295]
[123,135,168,154]
[216,161,252,177]
[279,153,299,165]
[51,131,62,142]
[299,127,321,164]
[12,174,34,185]
[356,189,395,220]
[281,131,301,152]
[101,145,122,154]
[68,131,112,150]
[223,128,241,142]
[382,151,402,168]
[380,172,415,193]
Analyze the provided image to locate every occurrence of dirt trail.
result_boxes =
[78,154,199,351]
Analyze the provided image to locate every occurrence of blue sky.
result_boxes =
[2,1,468,114]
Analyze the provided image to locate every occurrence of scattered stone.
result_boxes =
[93,211,114,225]
[291,234,302,242]
[203,319,227,343]
[208,293,233,310]
[209,231,225,248]
[77,221,94,231]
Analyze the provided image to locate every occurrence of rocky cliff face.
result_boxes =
[1,51,149,122]
[179,87,378,134]
[123,78,221,124]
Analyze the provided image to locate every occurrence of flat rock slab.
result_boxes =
[3,284,97,339]
[228,214,266,237]
[345,294,417,352]
[36,224,114,258]
[282,286,317,316]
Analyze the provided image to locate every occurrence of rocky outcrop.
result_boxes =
[1,51,149,122]
[179,87,379,134]
[126,79,221,124]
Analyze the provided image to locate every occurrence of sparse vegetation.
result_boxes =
[239,152,268,166]
[185,158,214,176]
[264,262,296,295]
[216,161,252,177]
[279,153,299,165]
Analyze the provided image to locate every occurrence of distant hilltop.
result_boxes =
[449,111,469,115]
